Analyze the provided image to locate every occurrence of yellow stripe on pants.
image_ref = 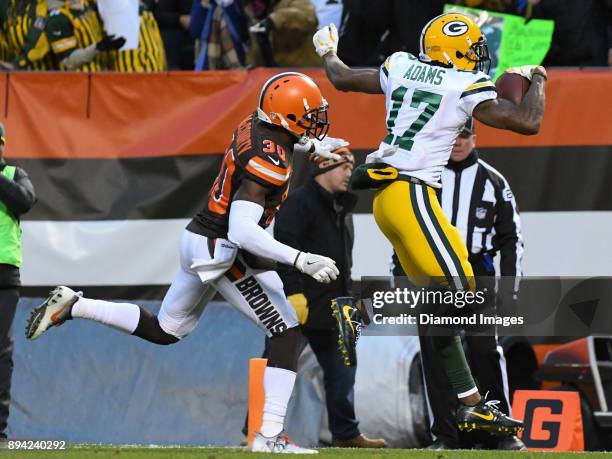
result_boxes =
[373,180,474,290]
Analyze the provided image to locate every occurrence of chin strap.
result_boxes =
[256,107,272,123]
[256,108,293,133]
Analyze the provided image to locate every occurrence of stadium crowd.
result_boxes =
[0,0,610,72]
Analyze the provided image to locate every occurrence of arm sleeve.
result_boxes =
[274,194,307,295]
[494,177,523,278]
[13,5,50,69]
[0,167,36,216]
[458,74,497,117]
[228,200,300,266]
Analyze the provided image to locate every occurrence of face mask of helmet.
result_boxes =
[463,38,491,74]
[296,105,329,141]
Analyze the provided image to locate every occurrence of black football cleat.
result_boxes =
[331,297,372,367]
[457,396,524,436]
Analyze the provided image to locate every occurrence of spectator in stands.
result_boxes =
[103,1,167,71]
[311,0,343,30]
[336,0,391,66]
[248,0,319,67]
[190,0,249,70]
[0,123,36,440]
[240,0,275,66]
[0,0,54,70]
[337,0,445,66]
[382,0,446,58]
[45,0,125,71]
[454,0,514,13]
[0,24,8,62]
[528,0,611,67]
[153,0,194,69]
[457,0,611,67]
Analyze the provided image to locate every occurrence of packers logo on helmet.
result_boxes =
[420,13,490,73]
[442,21,469,36]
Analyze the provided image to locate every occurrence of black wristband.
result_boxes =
[293,251,302,267]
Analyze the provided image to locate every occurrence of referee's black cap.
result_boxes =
[461,117,475,136]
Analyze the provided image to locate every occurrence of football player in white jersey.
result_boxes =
[313,13,546,438]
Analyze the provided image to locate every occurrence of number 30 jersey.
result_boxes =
[187,113,294,239]
[377,52,497,187]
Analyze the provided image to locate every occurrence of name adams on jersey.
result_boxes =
[187,113,295,239]
[377,52,497,187]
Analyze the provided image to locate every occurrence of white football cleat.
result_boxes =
[251,432,317,454]
[26,286,82,340]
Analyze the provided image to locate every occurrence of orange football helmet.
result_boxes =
[258,72,329,140]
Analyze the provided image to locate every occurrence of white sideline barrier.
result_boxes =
[20,211,612,287]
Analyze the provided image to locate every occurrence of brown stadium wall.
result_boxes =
[1,69,610,297]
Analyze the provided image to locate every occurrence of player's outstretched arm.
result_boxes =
[322,53,383,94]
[473,67,547,136]
[313,24,382,94]
[229,179,339,283]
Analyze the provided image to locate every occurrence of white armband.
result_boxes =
[227,200,299,266]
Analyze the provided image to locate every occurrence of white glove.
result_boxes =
[293,136,314,154]
[294,136,348,161]
[249,18,273,33]
[310,137,348,161]
[313,23,338,58]
[295,252,339,284]
[505,65,547,81]
[319,136,349,151]
[250,22,266,33]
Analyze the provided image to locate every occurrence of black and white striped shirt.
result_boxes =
[439,150,523,276]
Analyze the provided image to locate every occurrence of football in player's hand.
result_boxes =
[495,72,530,105]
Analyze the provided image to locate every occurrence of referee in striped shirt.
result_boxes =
[392,118,525,450]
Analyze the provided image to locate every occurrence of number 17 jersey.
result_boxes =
[377,52,497,187]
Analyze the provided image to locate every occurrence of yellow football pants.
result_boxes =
[373,180,474,291]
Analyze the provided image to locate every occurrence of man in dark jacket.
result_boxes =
[274,146,385,448]
[530,0,611,67]
[153,0,194,69]
[0,122,36,439]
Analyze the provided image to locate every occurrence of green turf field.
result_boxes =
[0,446,606,458]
